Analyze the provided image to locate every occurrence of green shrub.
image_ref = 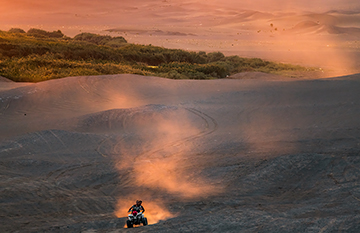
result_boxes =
[74,33,127,47]
[8,28,26,34]
[0,29,313,82]
[0,43,20,57]
[104,37,128,47]
[162,70,186,79]
[196,62,230,78]
[118,44,207,65]
[157,62,229,79]
[206,52,225,62]
[27,29,64,38]
[0,54,150,82]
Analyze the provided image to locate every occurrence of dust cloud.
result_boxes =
[111,107,219,224]
[115,198,174,226]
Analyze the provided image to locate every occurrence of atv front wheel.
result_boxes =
[143,217,148,226]
[127,220,133,228]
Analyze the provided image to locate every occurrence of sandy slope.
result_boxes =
[0,77,32,92]
[1,73,360,232]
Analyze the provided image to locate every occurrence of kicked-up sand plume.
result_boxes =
[106,105,220,224]
[116,198,174,226]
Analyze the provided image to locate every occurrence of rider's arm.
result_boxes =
[141,206,145,213]
[128,206,133,212]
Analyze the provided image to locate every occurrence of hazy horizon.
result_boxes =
[2,0,360,30]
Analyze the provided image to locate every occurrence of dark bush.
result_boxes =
[74,33,111,45]
[74,33,127,47]
[207,52,225,62]
[119,44,207,65]
[157,61,229,79]
[0,43,21,57]
[0,43,17,51]
[248,58,270,68]
[8,28,26,34]
[27,29,64,38]
[105,37,128,47]
[195,62,229,78]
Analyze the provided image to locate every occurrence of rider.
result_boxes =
[128,200,145,215]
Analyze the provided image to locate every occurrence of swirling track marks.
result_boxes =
[134,107,218,161]
[185,108,218,136]
[35,132,52,151]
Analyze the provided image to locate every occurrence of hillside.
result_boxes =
[0,29,314,82]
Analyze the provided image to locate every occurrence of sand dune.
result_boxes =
[1,73,360,232]
[0,76,12,82]
[0,77,32,92]
[228,72,287,80]
[2,1,360,231]
[286,13,360,37]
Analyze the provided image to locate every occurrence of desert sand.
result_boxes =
[1,72,360,232]
[2,0,360,232]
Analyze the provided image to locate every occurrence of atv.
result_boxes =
[127,211,148,228]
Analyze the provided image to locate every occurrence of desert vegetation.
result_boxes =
[0,29,311,82]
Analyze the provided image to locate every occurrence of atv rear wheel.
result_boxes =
[143,217,148,226]
[127,220,133,228]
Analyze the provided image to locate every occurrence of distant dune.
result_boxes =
[284,12,360,36]
[292,21,320,29]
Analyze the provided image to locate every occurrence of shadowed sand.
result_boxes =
[1,73,360,232]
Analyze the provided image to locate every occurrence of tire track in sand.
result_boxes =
[134,107,218,161]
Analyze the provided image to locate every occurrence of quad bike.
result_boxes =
[127,211,148,228]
